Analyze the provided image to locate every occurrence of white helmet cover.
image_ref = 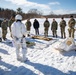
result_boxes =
[15,14,22,20]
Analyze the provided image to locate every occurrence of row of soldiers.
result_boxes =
[26,15,76,38]
[0,15,76,42]
[0,16,14,41]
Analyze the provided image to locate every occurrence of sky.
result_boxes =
[0,0,76,15]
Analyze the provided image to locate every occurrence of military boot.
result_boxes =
[0,38,2,42]
[61,36,63,38]
[56,35,57,38]
[64,33,66,38]
[27,34,30,37]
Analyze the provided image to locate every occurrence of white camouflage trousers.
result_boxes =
[13,37,27,60]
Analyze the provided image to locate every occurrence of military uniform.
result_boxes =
[51,20,58,37]
[60,20,66,38]
[1,20,8,40]
[68,18,75,38]
[8,19,14,32]
[44,20,50,37]
[25,20,31,36]
[8,18,15,37]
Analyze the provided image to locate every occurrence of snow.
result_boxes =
[53,37,76,52]
[0,18,76,75]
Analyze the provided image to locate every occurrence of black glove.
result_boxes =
[23,35,25,38]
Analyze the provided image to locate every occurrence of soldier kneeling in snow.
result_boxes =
[11,14,27,62]
[54,37,76,52]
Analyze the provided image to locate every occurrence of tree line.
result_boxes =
[0,7,76,20]
[0,7,42,20]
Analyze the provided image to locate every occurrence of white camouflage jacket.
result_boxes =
[11,21,26,39]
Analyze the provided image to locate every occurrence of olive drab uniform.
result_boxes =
[1,19,8,40]
[8,18,15,32]
[44,19,50,37]
[60,19,66,38]
[8,17,15,37]
[51,19,58,37]
[68,18,75,38]
[25,19,31,36]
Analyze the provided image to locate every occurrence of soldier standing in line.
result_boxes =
[1,19,8,41]
[44,18,50,37]
[60,17,66,38]
[25,19,31,37]
[33,19,39,35]
[68,15,75,38]
[51,19,58,37]
[8,15,15,37]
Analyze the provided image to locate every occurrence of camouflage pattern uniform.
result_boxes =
[25,19,31,36]
[68,16,75,38]
[1,19,8,40]
[51,19,58,37]
[60,18,66,38]
[44,18,50,37]
[8,16,15,37]
[8,18,15,32]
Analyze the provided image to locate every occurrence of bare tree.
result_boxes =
[27,9,43,15]
[50,11,54,15]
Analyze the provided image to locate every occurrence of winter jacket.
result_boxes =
[44,20,50,31]
[44,20,50,28]
[1,21,8,30]
[11,21,26,38]
[8,19,14,27]
[8,19,15,32]
[68,18,75,28]
[51,21,58,30]
[60,20,66,28]
[33,20,39,29]
[26,21,31,31]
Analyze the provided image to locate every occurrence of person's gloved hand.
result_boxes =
[23,35,25,38]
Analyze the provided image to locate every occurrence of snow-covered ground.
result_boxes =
[0,18,76,75]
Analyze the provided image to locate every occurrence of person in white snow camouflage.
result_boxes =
[11,14,27,62]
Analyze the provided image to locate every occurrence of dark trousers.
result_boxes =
[35,28,39,35]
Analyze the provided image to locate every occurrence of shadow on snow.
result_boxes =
[0,60,37,75]
[0,48,9,55]
[25,60,76,75]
